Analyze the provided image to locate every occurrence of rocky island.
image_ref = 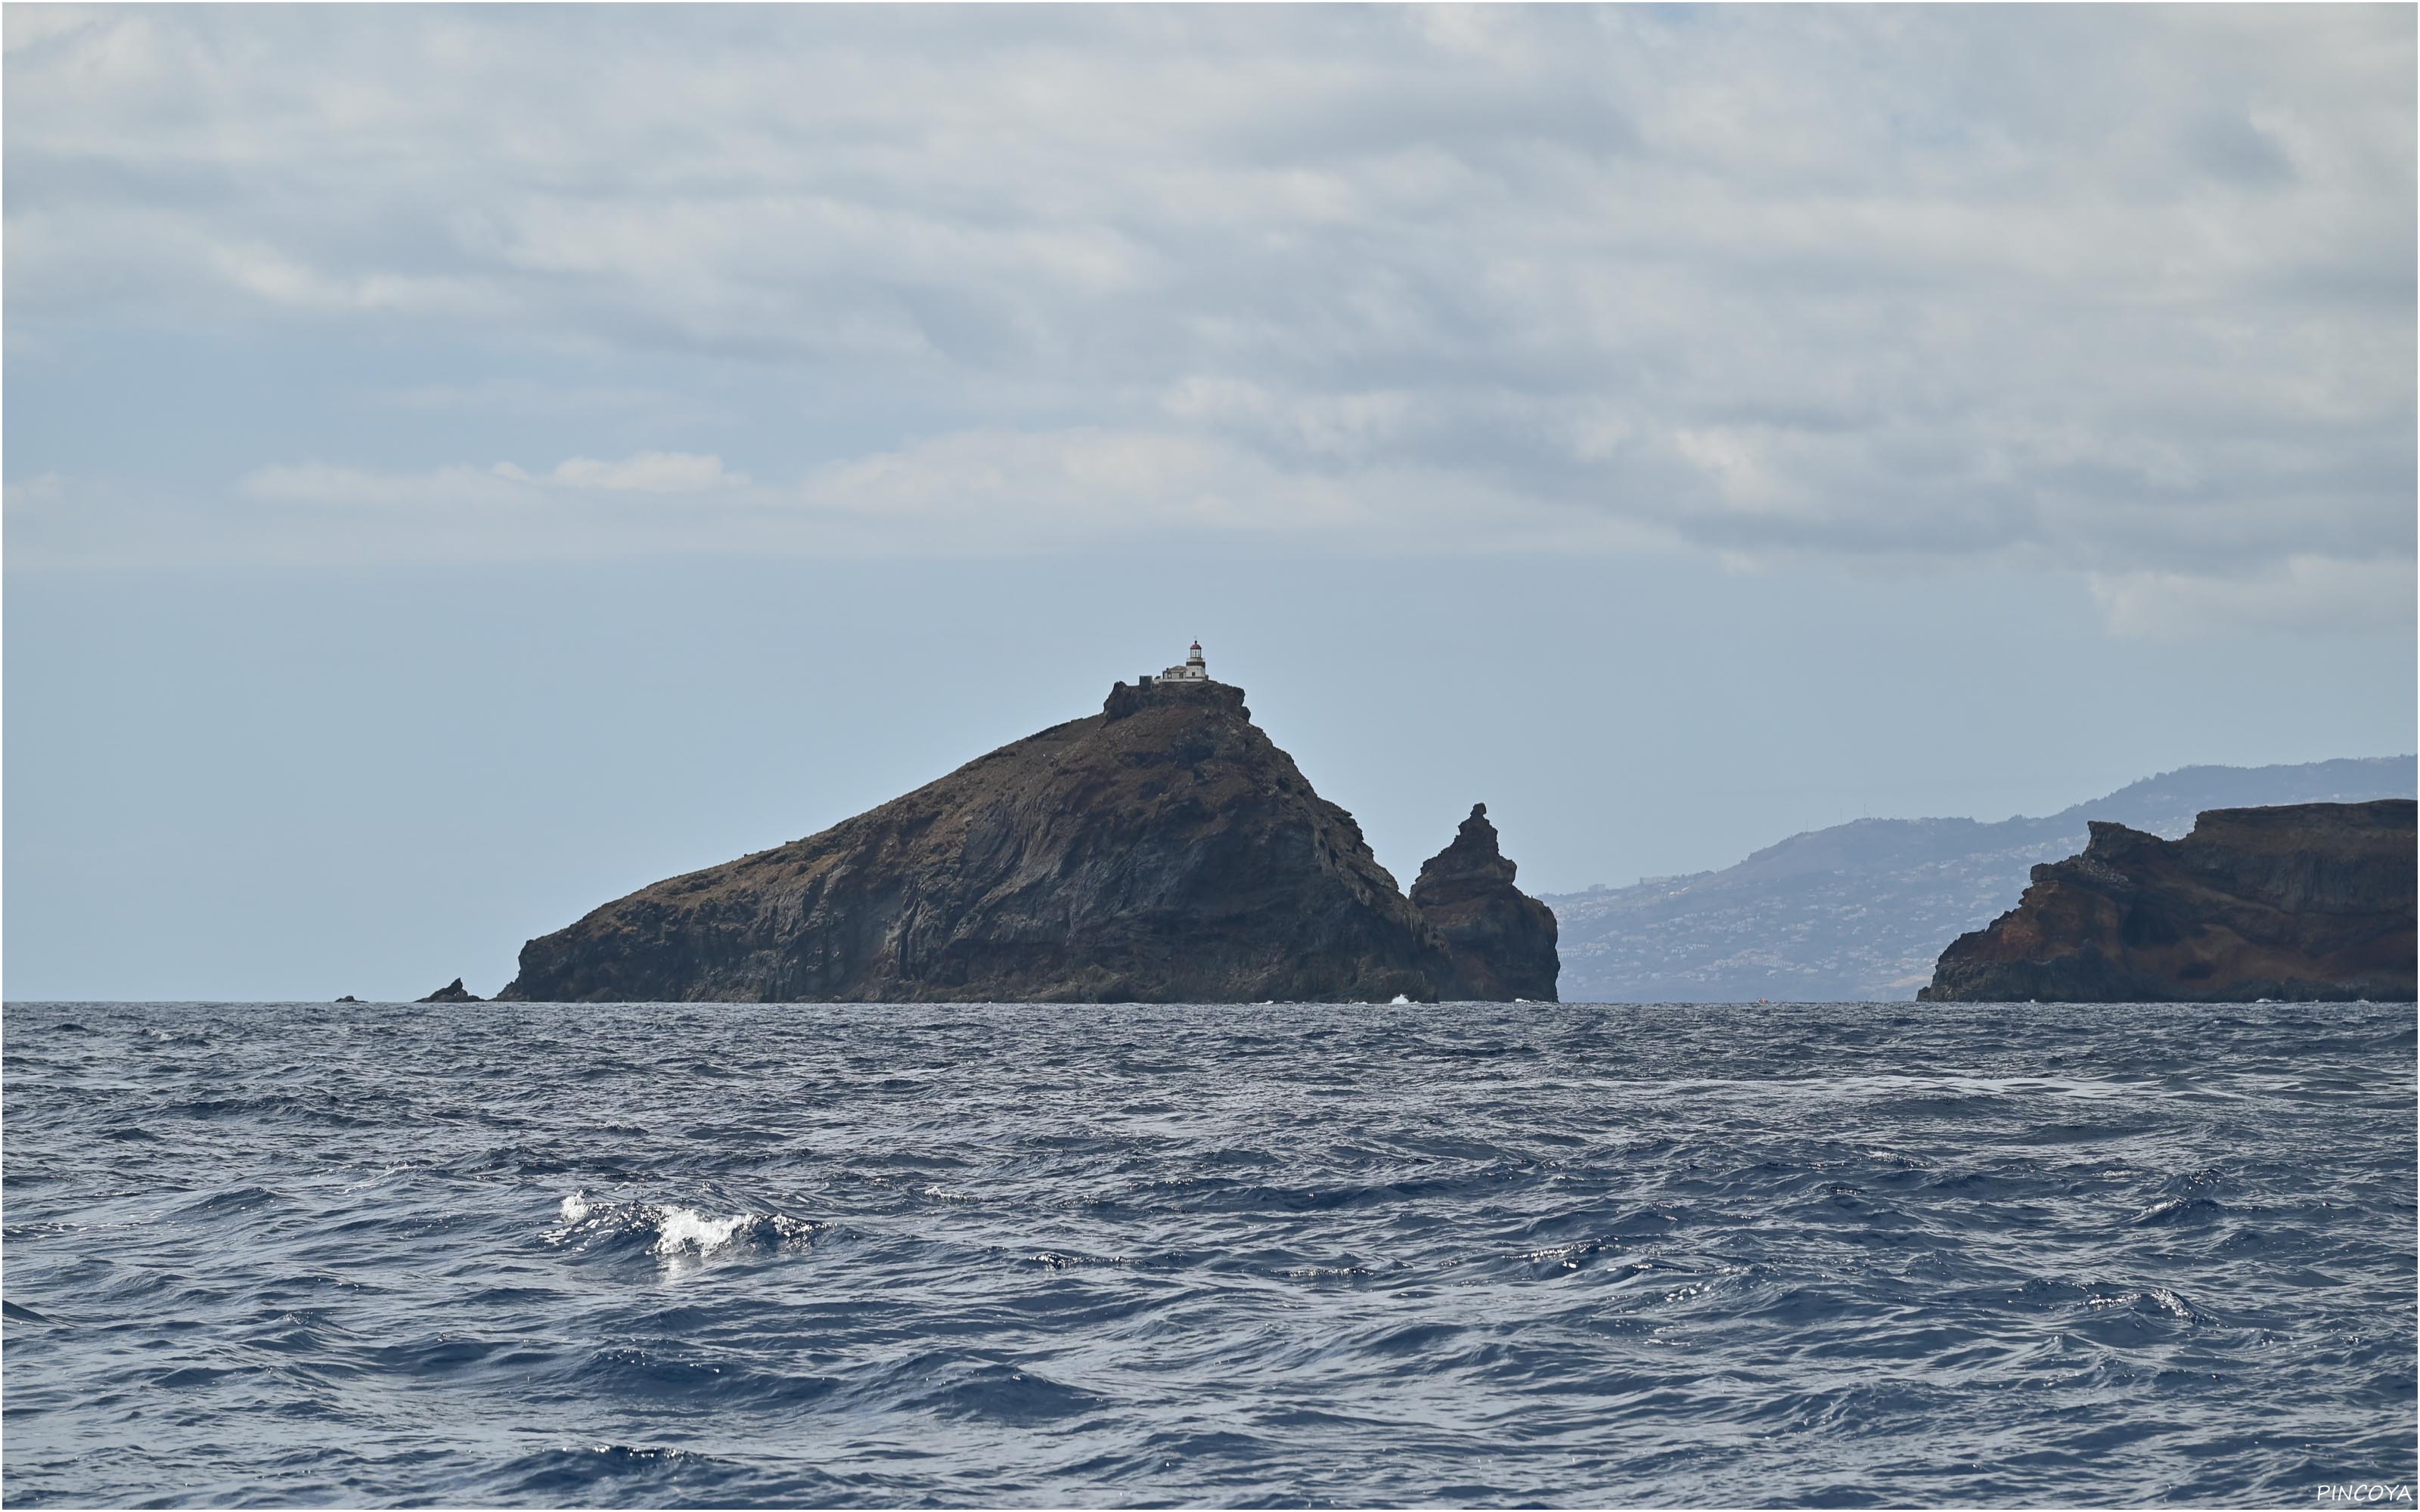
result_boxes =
[498,646,1558,1003]
[1919,800,2415,1002]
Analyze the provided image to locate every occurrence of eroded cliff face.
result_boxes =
[499,680,1458,1003]
[1411,804,1561,1001]
[1919,800,2415,1003]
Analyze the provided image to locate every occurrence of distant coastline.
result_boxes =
[1543,756,2417,1002]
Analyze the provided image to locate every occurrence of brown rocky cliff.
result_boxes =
[498,678,1457,1003]
[1411,804,1562,1001]
[1919,800,2415,1002]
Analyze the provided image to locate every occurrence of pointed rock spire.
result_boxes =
[1412,804,1560,1001]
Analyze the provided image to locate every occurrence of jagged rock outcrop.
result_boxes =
[416,978,483,1003]
[1920,800,2415,1002]
[498,678,1466,1003]
[1412,804,1560,1001]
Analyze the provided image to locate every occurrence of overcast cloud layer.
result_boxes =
[6,5,2414,636]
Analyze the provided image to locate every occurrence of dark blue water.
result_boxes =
[4,999,2412,1507]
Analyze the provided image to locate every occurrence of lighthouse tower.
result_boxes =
[1146,640,1210,685]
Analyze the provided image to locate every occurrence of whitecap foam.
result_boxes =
[560,1191,591,1223]
[651,1207,749,1256]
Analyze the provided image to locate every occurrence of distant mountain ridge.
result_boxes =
[1541,757,2417,1003]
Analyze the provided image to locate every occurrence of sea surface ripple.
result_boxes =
[4,999,2413,1507]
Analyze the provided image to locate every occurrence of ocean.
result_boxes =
[4,999,2412,1507]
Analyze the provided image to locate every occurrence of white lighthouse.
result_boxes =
[1146,640,1209,685]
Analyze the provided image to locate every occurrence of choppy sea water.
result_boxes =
[4,999,2413,1508]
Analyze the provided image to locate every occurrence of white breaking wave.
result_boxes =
[651,1207,749,1256]
[548,1190,821,1262]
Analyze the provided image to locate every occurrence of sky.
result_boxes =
[5,5,2414,1000]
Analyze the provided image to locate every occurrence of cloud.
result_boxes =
[2091,556,2418,642]
[2,471,69,510]
[541,452,746,493]
[2,5,99,56]
[199,431,1655,562]
[374,380,703,419]
[241,452,746,506]
[3,6,2412,633]
[240,462,532,510]
[791,424,1599,548]
[1160,377,1414,460]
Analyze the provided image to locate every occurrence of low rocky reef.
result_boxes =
[496,677,1559,1004]
[1920,800,2415,1002]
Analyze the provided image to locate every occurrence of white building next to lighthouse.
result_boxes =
[1143,641,1209,685]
